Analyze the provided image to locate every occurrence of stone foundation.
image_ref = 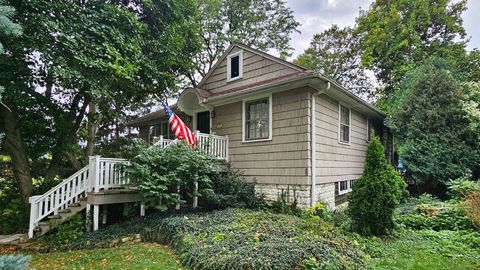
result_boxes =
[254,182,337,209]
[314,183,336,209]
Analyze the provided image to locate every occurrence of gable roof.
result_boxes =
[196,43,308,89]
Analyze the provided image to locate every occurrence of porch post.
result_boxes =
[193,181,198,208]
[93,205,99,231]
[140,203,145,216]
[85,203,91,232]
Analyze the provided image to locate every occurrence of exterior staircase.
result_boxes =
[28,132,229,238]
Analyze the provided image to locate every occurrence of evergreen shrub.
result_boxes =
[348,136,406,235]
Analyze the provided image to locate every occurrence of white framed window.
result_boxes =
[338,180,355,195]
[227,50,243,82]
[242,94,272,142]
[339,104,351,144]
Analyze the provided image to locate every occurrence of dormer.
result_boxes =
[226,50,243,82]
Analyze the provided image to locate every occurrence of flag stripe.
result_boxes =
[163,104,197,147]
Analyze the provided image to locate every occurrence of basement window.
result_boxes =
[338,180,355,195]
[227,50,243,82]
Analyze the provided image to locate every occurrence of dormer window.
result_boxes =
[227,50,243,82]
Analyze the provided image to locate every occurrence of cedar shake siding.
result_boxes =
[201,47,302,94]
[212,87,311,186]
[314,94,369,184]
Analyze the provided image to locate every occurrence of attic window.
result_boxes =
[227,50,243,82]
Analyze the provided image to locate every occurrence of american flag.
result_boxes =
[163,104,197,147]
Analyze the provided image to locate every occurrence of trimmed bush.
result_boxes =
[348,136,406,235]
[0,255,31,270]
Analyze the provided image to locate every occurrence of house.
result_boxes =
[28,43,393,238]
[130,43,394,209]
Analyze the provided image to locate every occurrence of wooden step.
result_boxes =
[58,209,71,214]
[79,197,88,201]
[68,203,81,207]
[48,215,61,219]
[38,222,49,226]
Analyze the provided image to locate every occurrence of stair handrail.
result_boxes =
[28,165,89,238]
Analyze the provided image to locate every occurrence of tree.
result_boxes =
[294,25,375,98]
[348,135,405,236]
[389,57,480,194]
[0,0,199,207]
[356,0,468,95]
[0,0,21,53]
[0,0,21,100]
[186,0,300,86]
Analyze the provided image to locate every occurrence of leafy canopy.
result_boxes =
[356,0,467,94]
[294,25,375,98]
[389,57,480,193]
[186,0,299,86]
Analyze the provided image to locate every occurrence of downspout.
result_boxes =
[310,82,330,206]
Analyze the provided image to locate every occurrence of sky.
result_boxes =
[284,0,480,60]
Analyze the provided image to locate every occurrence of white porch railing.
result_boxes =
[89,156,130,192]
[28,156,130,238]
[153,132,229,160]
[152,136,175,148]
[196,132,229,160]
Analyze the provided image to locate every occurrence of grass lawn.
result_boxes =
[366,230,480,270]
[29,243,182,270]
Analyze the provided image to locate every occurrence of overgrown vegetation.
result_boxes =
[44,208,366,270]
[348,136,406,235]
[126,143,261,212]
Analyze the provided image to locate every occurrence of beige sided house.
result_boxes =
[130,43,394,209]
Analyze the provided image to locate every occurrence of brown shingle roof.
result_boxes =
[128,104,176,126]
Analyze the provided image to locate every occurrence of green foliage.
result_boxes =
[200,165,262,210]
[140,209,366,270]
[294,25,374,97]
[41,214,85,246]
[269,187,302,216]
[188,0,299,85]
[395,196,476,231]
[365,229,480,270]
[356,0,468,93]
[447,175,480,199]
[0,0,22,54]
[348,136,406,235]
[46,209,366,269]
[390,57,480,193]
[0,172,28,234]
[126,143,218,211]
[0,255,30,270]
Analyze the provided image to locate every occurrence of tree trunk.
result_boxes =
[0,103,33,208]
[85,100,98,162]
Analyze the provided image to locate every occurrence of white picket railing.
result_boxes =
[28,165,89,238]
[196,132,229,160]
[152,136,175,148]
[28,156,130,238]
[89,156,130,192]
[153,132,229,160]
